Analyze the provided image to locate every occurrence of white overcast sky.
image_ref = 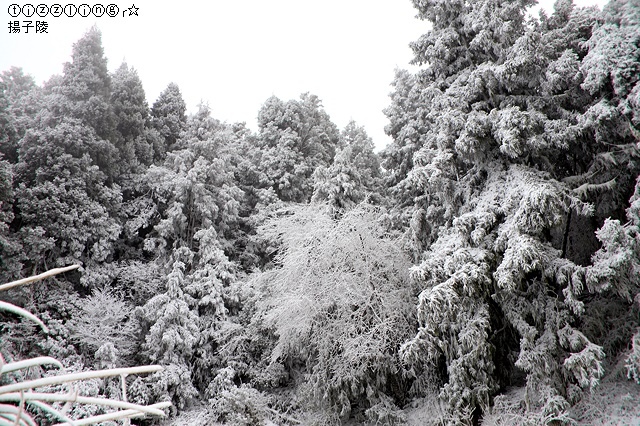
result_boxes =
[1,0,607,151]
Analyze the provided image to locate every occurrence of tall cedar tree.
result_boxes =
[58,26,119,180]
[15,27,122,273]
[151,82,187,157]
[135,104,243,403]
[0,67,38,164]
[312,120,383,213]
[579,0,640,389]
[110,62,154,178]
[0,157,21,282]
[387,0,640,422]
[256,93,340,203]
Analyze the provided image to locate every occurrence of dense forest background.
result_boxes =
[1,0,639,424]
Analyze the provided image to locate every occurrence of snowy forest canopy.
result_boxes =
[0,0,639,424]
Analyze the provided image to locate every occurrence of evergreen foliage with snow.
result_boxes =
[385,0,640,422]
[0,3,639,424]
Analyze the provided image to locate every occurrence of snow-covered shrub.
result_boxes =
[148,362,198,412]
[67,288,137,361]
[364,394,407,425]
[208,366,271,426]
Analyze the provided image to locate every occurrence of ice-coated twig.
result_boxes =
[0,265,80,293]
[51,402,172,426]
[0,365,163,395]
[0,393,166,417]
[0,357,63,374]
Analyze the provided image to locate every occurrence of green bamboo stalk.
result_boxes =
[16,391,27,426]
[0,365,163,395]
[120,374,130,426]
[0,410,31,426]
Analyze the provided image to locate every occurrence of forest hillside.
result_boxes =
[1,0,639,424]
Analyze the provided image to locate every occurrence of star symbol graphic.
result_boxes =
[127,4,139,16]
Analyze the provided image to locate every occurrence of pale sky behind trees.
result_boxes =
[1,0,606,150]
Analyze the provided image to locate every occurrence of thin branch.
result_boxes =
[0,265,80,293]
[573,177,617,199]
[266,407,302,424]
[0,365,163,395]
[561,209,572,259]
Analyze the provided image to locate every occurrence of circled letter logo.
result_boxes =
[22,4,35,17]
[50,4,63,17]
[92,4,105,17]
[36,4,49,17]
[64,4,77,17]
[106,4,119,17]
[7,4,20,17]
[78,4,91,17]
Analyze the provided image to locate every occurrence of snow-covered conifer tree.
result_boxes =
[390,0,635,421]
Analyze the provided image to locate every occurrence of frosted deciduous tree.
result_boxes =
[67,288,137,363]
[254,204,416,423]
